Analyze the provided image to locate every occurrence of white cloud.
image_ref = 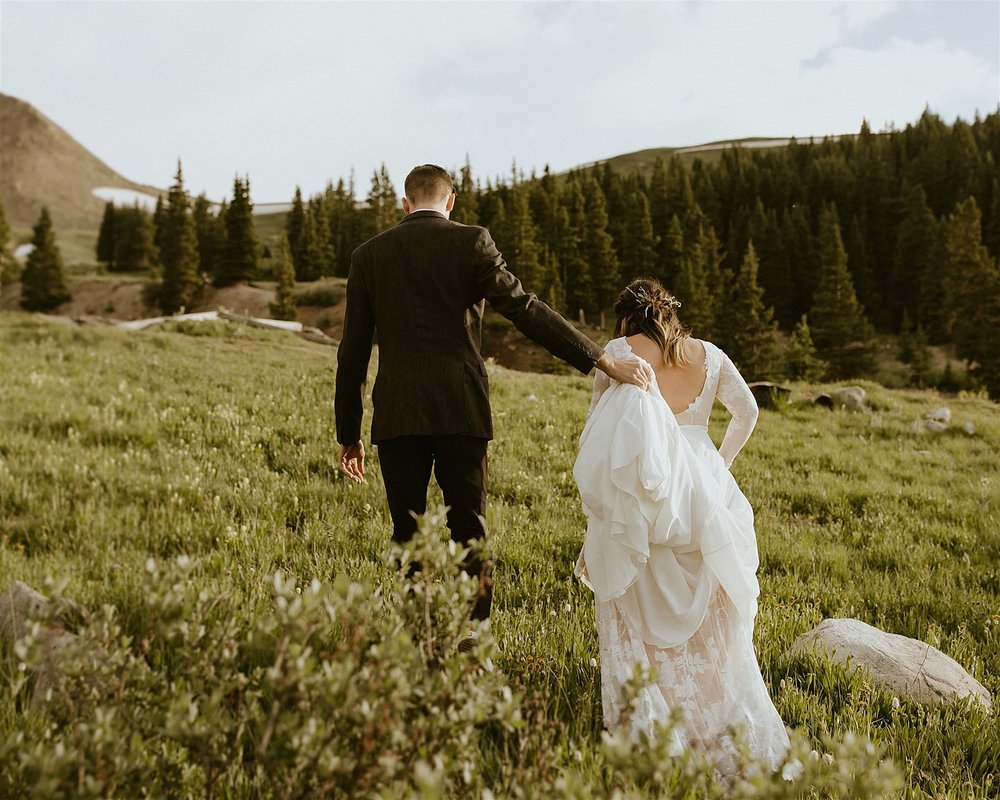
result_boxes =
[1,1,994,202]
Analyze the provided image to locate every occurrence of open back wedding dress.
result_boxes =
[573,336,789,772]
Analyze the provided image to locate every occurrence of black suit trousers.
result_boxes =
[377,434,492,620]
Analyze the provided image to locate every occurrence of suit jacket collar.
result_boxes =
[397,209,448,225]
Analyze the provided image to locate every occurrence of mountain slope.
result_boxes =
[0,92,163,230]
[566,134,852,176]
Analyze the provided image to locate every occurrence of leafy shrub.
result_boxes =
[0,509,900,799]
[295,281,344,308]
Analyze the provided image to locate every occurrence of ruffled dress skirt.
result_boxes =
[574,398,789,773]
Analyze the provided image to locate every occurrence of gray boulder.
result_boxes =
[831,386,867,412]
[0,581,81,703]
[747,381,791,410]
[788,618,992,711]
[924,407,952,431]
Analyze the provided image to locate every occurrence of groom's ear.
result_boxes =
[445,193,456,212]
[402,197,412,215]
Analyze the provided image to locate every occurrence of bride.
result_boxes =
[573,277,789,773]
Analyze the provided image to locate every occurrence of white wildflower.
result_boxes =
[781,759,804,781]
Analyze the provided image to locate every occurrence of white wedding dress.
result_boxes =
[573,336,789,773]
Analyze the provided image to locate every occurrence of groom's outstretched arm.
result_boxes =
[335,251,375,446]
[473,227,603,374]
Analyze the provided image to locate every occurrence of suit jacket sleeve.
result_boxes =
[474,227,603,374]
[335,250,376,445]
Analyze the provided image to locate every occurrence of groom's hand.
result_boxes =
[339,442,366,484]
[597,354,652,390]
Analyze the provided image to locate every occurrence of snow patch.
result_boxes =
[92,187,160,211]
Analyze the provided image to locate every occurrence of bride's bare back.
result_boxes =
[625,334,707,416]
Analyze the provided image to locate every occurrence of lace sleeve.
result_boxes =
[716,349,759,469]
[587,368,611,419]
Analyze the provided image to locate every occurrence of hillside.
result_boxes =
[0,314,996,795]
[0,92,163,230]
[566,134,853,176]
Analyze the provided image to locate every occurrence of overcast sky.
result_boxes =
[2,1,997,202]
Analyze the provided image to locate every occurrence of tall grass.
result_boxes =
[0,313,996,796]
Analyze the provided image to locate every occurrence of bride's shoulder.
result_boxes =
[603,336,630,356]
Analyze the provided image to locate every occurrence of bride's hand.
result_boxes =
[597,354,652,390]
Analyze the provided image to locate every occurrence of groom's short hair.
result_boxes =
[405,164,455,204]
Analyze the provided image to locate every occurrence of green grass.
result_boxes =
[0,313,997,797]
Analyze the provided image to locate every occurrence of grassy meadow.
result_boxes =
[0,313,997,797]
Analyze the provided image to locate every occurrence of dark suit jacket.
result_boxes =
[335,210,604,445]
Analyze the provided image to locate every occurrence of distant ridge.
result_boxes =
[566,133,853,176]
[0,93,164,230]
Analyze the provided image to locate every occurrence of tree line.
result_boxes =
[2,108,997,395]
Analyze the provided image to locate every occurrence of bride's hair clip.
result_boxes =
[627,284,681,315]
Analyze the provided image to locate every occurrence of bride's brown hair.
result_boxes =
[613,278,693,367]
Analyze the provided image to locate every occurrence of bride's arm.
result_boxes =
[716,350,759,468]
[587,367,611,419]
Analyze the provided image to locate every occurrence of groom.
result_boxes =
[334,163,648,625]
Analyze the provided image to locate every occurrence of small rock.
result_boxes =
[925,407,951,424]
[747,381,791,409]
[811,393,834,409]
[0,581,93,705]
[963,421,976,435]
[787,618,992,711]
[525,394,538,402]
[831,386,866,412]
[924,419,948,432]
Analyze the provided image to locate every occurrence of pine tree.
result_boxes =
[451,156,479,225]
[649,157,673,279]
[113,205,158,273]
[269,237,298,321]
[96,202,116,268]
[0,196,17,288]
[580,178,620,313]
[192,193,224,279]
[493,183,542,291]
[697,222,728,338]
[944,196,1000,377]
[672,230,714,337]
[784,315,828,381]
[560,179,593,317]
[845,215,877,319]
[326,178,355,277]
[618,181,657,282]
[724,240,778,379]
[20,206,70,311]
[897,308,916,363]
[216,176,258,286]
[665,155,697,238]
[308,197,336,277]
[783,203,817,319]
[285,186,307,278]
[895,184,942,334]
[158,160,200,314]
[661,214,686,287]
[749,200,794,327]
[909,323,933,387]
[152,196,166,254]
[368,163,398,233]
[808,204,876,378]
